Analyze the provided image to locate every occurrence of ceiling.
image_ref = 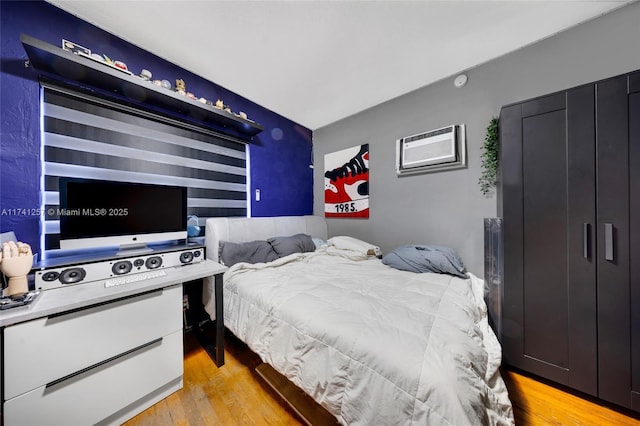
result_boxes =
[47,0,633,130]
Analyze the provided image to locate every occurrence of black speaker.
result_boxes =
[59,268,86,285]
[41,271,60,282]
[179,251,194,264]
[145,256,162,269]
[112,261,133,275]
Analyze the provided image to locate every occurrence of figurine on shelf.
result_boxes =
[161,80,172,90]
[214,99,232,113]
[0,241,33,296]
[139,69,152,81]
[153,79,163,87]
[102,53,114,65]
[186,92,196,100]
[62,39,90,56]
[175,79,186,96]
[239,111,248,120]
[198,97,207,104]
[114,61,128,71]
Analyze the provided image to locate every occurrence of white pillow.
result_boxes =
[327,236,382,257]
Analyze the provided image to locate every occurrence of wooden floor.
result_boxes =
[503,370,640,426]
[125,331,303,426]
[125,331,640,426]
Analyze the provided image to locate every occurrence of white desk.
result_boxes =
[0,259,226,426]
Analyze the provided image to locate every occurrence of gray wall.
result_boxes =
[313,2,640,275]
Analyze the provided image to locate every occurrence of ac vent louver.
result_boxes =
[396,124,466,175]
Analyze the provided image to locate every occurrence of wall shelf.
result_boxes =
[20,33,264,139]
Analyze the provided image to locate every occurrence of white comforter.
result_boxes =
[222,247,514,425]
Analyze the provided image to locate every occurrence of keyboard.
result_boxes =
[104,269,167,288]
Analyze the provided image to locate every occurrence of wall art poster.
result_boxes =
[324,144,369,218]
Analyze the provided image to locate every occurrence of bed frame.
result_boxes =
[203,215,508,425]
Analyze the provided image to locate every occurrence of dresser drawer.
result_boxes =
[3,329,183,426]
[3,284,182,400]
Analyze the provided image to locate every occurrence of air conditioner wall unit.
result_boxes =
[396,124,466,175]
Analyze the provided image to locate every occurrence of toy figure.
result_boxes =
[175,79,186,95]
[139,69,152,81]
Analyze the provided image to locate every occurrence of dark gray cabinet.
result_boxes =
[499,70,639,412]
[630,72,640,412]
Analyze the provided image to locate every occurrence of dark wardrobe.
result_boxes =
[499,69,639,412]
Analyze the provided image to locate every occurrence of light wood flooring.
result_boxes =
[124,331,640,426]
[502,370,640,425]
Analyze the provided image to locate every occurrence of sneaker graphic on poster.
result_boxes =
[324,144,369,218]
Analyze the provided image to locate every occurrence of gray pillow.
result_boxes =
[268,233,316,257]
[219,240,279,267]
[382,245,468,278]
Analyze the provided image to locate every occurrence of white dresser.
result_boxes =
[0,259,226,426]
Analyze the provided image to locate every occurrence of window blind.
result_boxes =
[41,85,247,250]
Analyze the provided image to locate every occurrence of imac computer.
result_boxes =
[58,178,187,255]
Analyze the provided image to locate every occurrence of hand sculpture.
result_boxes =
[0,241,33,296]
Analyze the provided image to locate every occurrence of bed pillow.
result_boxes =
[382,245,468,278]
[268,233,316,257]
[312,237,328,249]
[219,240,279,266]
[328,236,382,257]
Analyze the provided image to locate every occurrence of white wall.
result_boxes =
[313,2,640,275]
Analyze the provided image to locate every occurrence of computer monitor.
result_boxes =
[58,178,187,255]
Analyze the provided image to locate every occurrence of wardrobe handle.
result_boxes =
[583,223,590,259]
[604,223,614,261]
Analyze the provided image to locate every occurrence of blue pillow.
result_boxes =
[382,245,468,278]
[311,237,328,249]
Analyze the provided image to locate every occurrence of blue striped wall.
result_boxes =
[0,0,313,256]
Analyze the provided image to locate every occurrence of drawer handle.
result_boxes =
[47,289,164,323]
[583,223,591,259]
[45,338,163,389]
[604,223,614,261]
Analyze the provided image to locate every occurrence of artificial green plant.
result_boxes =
[479,117,499,196]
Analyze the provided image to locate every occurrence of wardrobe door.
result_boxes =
[521,94,571,382]
[501,87,597,395]
[565,85,598,395]
[595,75,631,409]
[500,102,524,370]
[627,72,640,412]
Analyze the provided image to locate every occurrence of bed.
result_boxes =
[203,215,514,425]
